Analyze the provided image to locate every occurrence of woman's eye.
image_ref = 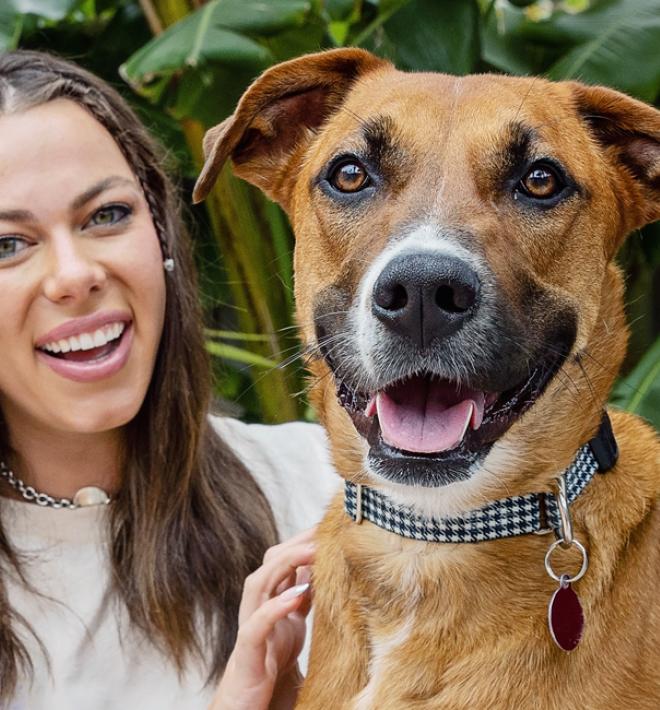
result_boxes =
[87,204,132,228]
[328,160,370,193]
[0,236,29,261]
[519,163,563,200]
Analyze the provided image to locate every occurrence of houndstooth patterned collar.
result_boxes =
[344,439,607,543]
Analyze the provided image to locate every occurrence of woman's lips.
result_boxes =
[34,309,131,348]
[36,324,134,383]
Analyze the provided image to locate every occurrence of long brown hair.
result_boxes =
[0,50,278,702]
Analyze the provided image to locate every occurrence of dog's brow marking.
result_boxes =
[353,615,415,710]
[361,115,401,169]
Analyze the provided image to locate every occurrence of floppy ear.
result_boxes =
[192,48,390,208]
[569,82,660,231]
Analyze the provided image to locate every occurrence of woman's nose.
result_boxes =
[42,232,107,303]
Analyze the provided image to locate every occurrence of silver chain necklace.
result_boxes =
[0,461,111,509]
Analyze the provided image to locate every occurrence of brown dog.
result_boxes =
[194,49,660,709]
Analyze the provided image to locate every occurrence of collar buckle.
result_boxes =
[533,492,553,535]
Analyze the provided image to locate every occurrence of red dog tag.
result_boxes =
[548,576,584,651]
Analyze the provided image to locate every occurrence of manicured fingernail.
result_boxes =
[280,583,310,601]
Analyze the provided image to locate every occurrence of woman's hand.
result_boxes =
[209,528,315,710]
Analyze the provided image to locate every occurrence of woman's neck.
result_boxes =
[1,412,122,500]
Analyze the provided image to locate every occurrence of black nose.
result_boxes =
[372,252,480,348]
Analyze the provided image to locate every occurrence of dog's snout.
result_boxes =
[371,252,480,348]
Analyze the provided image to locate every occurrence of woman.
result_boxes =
[0,50,338,709]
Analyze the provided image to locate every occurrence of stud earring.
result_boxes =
[163,258,175,272]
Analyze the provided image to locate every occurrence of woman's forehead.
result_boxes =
[0,98,137,208]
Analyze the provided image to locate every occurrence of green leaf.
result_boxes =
[481,0,660,99]
[261,13,327,62]
[0,8,21,51]
[206,340,278,369]
[165,63,264,125]
[611,336,660,429]
[546,0,660,101]
[360,0,480,75]
[348,0,409,46]
[124,22,272,79]
[481,3,562,75]
[10,0,79,21]
[121,0,313,93]
[326,0,361,21]
[205,328,271,342]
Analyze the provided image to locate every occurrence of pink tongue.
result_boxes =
[376,378,485,454]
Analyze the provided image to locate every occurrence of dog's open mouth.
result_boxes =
[332,357,562,483]
[364,378,490,454]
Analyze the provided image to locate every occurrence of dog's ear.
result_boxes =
[192,48,390,207]
[569,82,659,230]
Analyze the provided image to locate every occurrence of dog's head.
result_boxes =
[195,49,659,508]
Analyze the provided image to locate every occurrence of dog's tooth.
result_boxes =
[470,393,486,430]
[459,403,473,443]
[58,339,71,353]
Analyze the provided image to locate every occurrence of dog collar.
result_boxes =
[344,413,618,543]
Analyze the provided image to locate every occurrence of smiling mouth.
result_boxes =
[37,322,127,363]
[333,357,563,464]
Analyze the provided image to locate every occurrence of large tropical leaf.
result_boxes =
[611,336,660,428]
[1,0,84,50]
[10,0,80,21]
[206,340,278,369]
[122,22,272,90]
[121,0,314,91]
[481,2,563,76]
[483,0,660,102]
[120,0,324,124]
[359,0,480,75]
[546,0,660,101]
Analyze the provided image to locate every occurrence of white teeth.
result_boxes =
[79,334,94,350]
[459,403,474,443]
[40,322,126,354]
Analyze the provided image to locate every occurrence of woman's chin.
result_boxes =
[49,395,146,436]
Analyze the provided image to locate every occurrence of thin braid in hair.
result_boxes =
[53,76,173,261]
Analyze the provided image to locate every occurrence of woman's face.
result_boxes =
[0,99,166,437]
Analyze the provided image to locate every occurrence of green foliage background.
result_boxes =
[5,0,659,426]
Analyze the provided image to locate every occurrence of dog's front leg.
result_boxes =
[296,505,369,709]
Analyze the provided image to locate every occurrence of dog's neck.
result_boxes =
[345,413,618,544]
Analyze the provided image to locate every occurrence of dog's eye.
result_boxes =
[519,164,562,199]
[329,161,370,193]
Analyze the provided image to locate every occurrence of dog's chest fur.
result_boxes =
[301,414,660,709]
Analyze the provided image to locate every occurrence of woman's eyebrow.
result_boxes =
[71,175,137,211]
[0,208,34,223]
[0,176,138,224]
